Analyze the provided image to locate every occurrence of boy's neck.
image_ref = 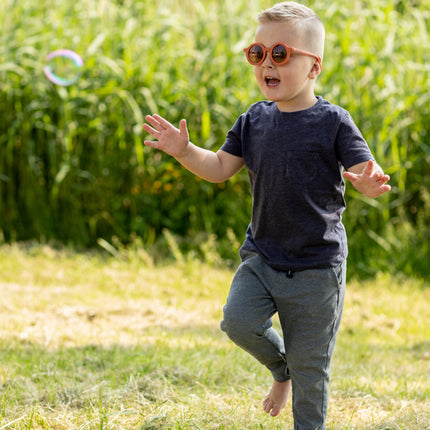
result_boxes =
[275,94,319,113]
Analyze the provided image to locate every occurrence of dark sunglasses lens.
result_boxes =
[272,44,288,63]
[248,45,264,64]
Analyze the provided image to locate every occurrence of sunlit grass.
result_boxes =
[0,243,428,429]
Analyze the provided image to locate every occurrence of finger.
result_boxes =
[379,179,391,190]
[143,140,160,149]
[179,119,189,139]
[375,184,392,196]
[142,123,155,133]
[382,184,391,192]
[145,115,163,130]
[152,114,174,130]
[377,174,390,183]
[142,123,160,138]
[343,171,358,182]
[363,159,375,176]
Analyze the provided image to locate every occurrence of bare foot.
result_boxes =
[263,379,292,417]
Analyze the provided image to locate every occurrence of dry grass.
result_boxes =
[0,243,429,429]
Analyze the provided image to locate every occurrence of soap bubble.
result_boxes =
[43,49,84,86]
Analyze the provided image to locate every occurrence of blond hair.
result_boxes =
[258,2,325,58]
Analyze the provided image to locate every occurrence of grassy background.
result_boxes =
[0,243,429,429]
[1,0,430,278]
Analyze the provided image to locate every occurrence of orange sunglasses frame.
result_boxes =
[244,42,322,69]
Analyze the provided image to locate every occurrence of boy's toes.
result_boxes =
[263,397,282,416]
[270,404,281,417]
[263,380,291,417]
[263,397,273,414]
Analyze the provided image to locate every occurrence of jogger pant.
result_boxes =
[221,250,346,430]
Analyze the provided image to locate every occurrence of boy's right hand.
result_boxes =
[143,114,189,159]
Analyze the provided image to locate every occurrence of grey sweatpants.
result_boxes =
[221,250,346,430]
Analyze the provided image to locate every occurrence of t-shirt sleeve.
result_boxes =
[336,110,374,170]
[220,115,244,157]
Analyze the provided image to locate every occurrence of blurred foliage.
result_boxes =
[0,0,429,278]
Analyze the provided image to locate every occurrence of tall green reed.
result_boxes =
[319,0,430,276]
[0,0,429,277]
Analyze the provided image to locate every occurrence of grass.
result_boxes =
[0,243,429,429]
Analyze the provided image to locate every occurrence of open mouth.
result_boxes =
[265,77,280,87]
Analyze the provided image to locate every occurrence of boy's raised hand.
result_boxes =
[343,160,391,198]
[143,114,189,158]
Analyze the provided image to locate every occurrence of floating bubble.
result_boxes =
[43,49,84,86]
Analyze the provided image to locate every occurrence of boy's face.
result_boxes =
[253,21,321,112]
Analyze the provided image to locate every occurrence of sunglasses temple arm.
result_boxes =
[292,47,322,67]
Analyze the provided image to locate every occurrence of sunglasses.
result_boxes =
[244,42,322,68]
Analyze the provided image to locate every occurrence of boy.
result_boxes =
[143,2,391,428]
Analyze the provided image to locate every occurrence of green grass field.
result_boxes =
[0,243,428,429]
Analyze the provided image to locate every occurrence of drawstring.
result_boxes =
[286,270,294,279]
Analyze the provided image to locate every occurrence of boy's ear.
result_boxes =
[309,60,322,79]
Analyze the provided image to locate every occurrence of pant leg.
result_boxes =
[220,250,290,382]
[273,261,346,430]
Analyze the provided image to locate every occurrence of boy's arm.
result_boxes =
[343,159,391,198]
[143,114,245,183]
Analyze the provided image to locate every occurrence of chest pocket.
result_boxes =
[286,151,319,185]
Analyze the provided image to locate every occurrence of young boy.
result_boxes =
[143,2,391,428]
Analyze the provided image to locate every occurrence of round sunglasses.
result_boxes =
[244,42,322,68]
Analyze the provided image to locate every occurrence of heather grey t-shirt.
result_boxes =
[221,97,373,272]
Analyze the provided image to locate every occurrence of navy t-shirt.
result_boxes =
[220,97,373,271]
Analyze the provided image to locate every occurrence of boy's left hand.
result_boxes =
[343,160,391,198]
